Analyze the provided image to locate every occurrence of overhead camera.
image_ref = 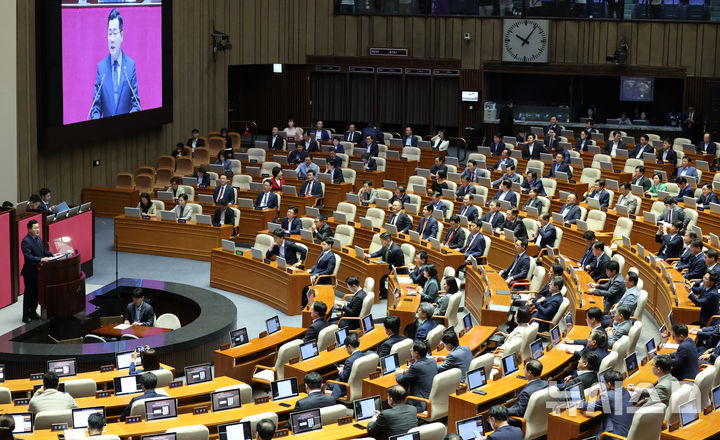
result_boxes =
[606,40,628,65]
[212,30,232,53]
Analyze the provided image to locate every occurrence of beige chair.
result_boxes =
[155,313,181,330]
[665,383,693,425]
[240,412,279,437]
[228,207,241,227]
[537,196,550,215]
[440,200,454,219]
[34,410,73,430]
[339,292,374,329]
[375,188,392,200]
[407,176,428,194]
[519,322,540,362]
[368,233,383,255]
[154,168,174,190]
[247,148,266,162]
[467,153,486,164]
[215,383,253,404]
[299,217,314,230]
[151,200,165,214]
[320,404,350,425]
[323,353,380,402]
[228,159,241,175]
[150,369,174,388]
[541,178,556,197]
[407,368,461,421]
[516,265,545,294]
[252,339,302,383]
[402,146,422,162]
[375,157,387,172]
[634,289,648,322]
[598,403,666,440]
[260,161,280,177]
[87,436,121,440]
[684,208,698,229]
[341,142,353,155]
[611,336,630,371]
[364,278,375,296]
[342,168,356,185]
[510,387,555,440]
[532,297,569,338]
[623,158,644,173]
[253,234,274,254]
[525,159,544,176]
[63,378,97,398]
[166,425,209,440]
[626,320,643,355]
[336,202,357,222]
[523,218,538,238]
[694,365,716,409]
[590,154,612,169]
[436,291,462,330]
[400,243,416,267]
[425,324,446,351]
[408,422,447,440]
[232,174,252,190]
[365,208,386,228]
[316,324,339,351]
[186,203,203,221]
[336,153,349,168]
[586,209,606,231]
[390,338,414,365]
[334,225,355,247]
[116,172,134,189]
[612,217,633,245]
[580,168,601,185]
[469,353,495,380]
[0,387,11,404]
[598,351,618,373]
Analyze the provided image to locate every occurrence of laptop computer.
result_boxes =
[306,207,320,218]
[354,395,382,422]
[466,367,487,393]
[198,194,214,205]
[124,207,141,218]
[565,383,585,408]
[389,138,402,146]
[361,314,375,333]
[354,245,365,259]
[531,339,544,360]
[380,353,400,376]
[9,413,33,434]
[428,237,441,250]
[350,161,365,170]
[586,197,601,210]
[575,219,588,231]
[245,166,260,176]
[384,223,398,236]
[266,315,281,335]
[416,168,431,178]
[334,211,348,224]
[249,182,264,192]
[113,375,142,395]
[501,352,519,376]
[683,196,697,209]
[157,191,173,201]
[383,180,397,190]
[300,229,313,242]
[276,256,287,269]
[588,145,601,154]
[552,212,565,225]
[271,377,299,401]
[624,352,639,376]
[599,161,614,171]
[615,204,629,217]
[386,150,400,159]
[550,325,562,346]
[389,433,421,440]
[267,222,282,233]
[679,400,699,428]
[375,198,390,209]
[455,415,485,440]
[116,351,141,370]
[185,363,213,385]
[195,214,212,225]
[630,184,645,196]
[300,341,319,361]
[645,338,656,360]
[282,185,297,196]
[72,406,105,429]
[48,358,76,378]
[643,211,657,224]
[221,239,235,252]
[713,385,720,411]
[503,228,515,242]
[335,327,348,348]
[236,198,254,208]
[359,217,373,230]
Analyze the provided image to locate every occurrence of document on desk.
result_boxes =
[487,304,511,312]
[662,343,679,350]
[396,276,412,284]
[555,343,584,352]
[114,324,132,330]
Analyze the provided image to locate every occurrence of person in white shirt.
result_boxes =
[28,372,79,414]
[172,194,193,220]
[604,131,625,158]
[492,306,531,367]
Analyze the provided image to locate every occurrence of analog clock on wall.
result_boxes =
[502,19,550,63]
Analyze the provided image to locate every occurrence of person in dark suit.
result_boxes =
[367,385,418,440]
[388,187,411,207]
[660,196,687,228]
[531,277,564,331]
[192,168,210,187]
[498,102,514,138]
[361,153,377,172]
[544,128,560,150]
[334,276,367,330]
[300,132,319,153]
[507,360,548,417]
[546,152,573,179]
[681,105,701,143]
[443,215,466,249]
[697,184,720,209]
[361,123,383,146]
[212,201,235,227]
[458,194,480,221]
[482,201,506,229]
[408,251,429,285]
[558,193,581,224]
[587,241,610,282]
[287,142,307,165]
[490,180,518,208]
[414,303,437,342]
[588,261,625,314]
[564,326,609,366]
[266,229,306,266]
[585,179,610,208]
[631,165,652,191]
[123,288,154,327]
[294,372,336,411]
[489,148,514,172]
[299,170,323,199]
[20,220,55,322]
[683,238,707,281]
[303,302,330,343]
[268,127,284,151]
[489,133,506,157]
[574,130,592,152]
[520,171,545,196]
[674,230,697,271]
[457,220,486,270]
[521,133,544,159]
[362,134,380,157]
[668,324,699,381]
[498,209,527,241]
[38,188,56,214]
[213,175,234,205]
[255,179,279,209]
[579,370,633,438]
[676,156,699,181]
[387,201,413,234]
[331,333,368,398]
[343,124,361,143]
[119,372,166,421]
[629,135,655,159]
[557,351,599,391]
[544,116,560,139]
[455,175,477,201]
[486,405,524,440]
[326,158,345,184]
[280,206,302,235]
[603,131,626,157]
[377,316,406,358]
[673,177,694,203]
[656,220,684,260]
[370,233,405,299]
[521,188,543,214]
[463,159,489,182]
[312,217,333,242]
[90,9,140,119]
[396,340,438,411]
[308,238,336,283]
[401,126,418,147]
[657,138,677,164]
[696,132,717,155]
[500,239,531,286]
[577,231,597,269]
[435,331,472,381]
[416,204,438,240]
[688,271,719,327]
[187,129,205,151]
[532,214,557,253]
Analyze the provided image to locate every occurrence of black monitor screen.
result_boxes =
[645,338,656,356]
[144,397,178,421]
[625,353,638,375]
[353,396,382,421]
[211,389,242,412]
[230,328,249,347]
[620,76,654,102]
[289,409,322,434]
[271,377,299,401]
[185,363,213,385]
[300,342,319,361]
[550,326,561,346]
[463,313,472,330]
[47,358,77,377]
[713,385,720,411]
[466,367,487,390]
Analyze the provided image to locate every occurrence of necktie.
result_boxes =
[471,170,475,181]
[465,234,476,253]
[384,247,389,261]
[135,306,141,323]
[445,229,455,246]
[113,60,119,106]
[179,206,184,218]
[509,255,519,274]
[261,192,268,207]
[279,244,285,258]
[391,215,397,225]
[668,210,672,222]
[218,185,225,201]
[306,182,311,196]
[461,206,467,216]
[420,218,427,236]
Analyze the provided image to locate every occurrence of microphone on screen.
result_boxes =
[86,73,105,120]
[123,66,141,111]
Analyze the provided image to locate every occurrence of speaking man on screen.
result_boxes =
[90,8,140,119]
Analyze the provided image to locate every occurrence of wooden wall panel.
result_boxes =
[15,0,720,203]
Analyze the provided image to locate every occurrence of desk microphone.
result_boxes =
[86,73,105,120]
[123,66,141,111]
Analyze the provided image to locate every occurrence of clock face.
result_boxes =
[502,19,549,63]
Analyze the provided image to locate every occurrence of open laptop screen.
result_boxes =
[230,328,249,347]
[531,339,544,359]
[501,353,519,376]
[116,351,141,370]
[335,328,348,347]
[113,375,142,396]
[72,406,105,429]
[679,400,699,427]
[380,353,399,376]
[271,377,299,401]
[10,413,33,434]
[354,395,382,421]
[456,415,484,440]
[218,421,252,440]
[266,316,281,335]
[289,408,322,434]
[47,358,76,378]
[466,367,487,391]
[463,313,472,330]
[300,341,319,361]
[362,314,375,333]
[550,325,562,346]
[141,435,178,440]
[713,385,720,410]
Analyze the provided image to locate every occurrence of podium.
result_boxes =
[38,251,86,319]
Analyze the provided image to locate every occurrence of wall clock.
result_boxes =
[502,19,550,63]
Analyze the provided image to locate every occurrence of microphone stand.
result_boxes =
[123,66,141,111]
[86,73,105,120]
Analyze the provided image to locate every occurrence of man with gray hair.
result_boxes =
[415,302,437,341]
[606,305,633,348]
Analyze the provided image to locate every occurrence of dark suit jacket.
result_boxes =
[299,179,323,198]
[560,204,582,224]
[387,212,413,234]
[503,219,528,241]
[521,142,545,159]
[439,345,473,381]
[367,403,418,440]
[21,234,53,277]
[401,135,418,147]
[521,178,545,196]
[674,185,695,203]
[90,52,140,119]
[329,167,344,184]
[656,233,683,260]
[254,191,279,209]
[458,204,479,221]
[266,240,307,265]
[314,223,334,242]
[364,157,377,171]
[187,137,206,148]
[378,334,406,358]
[579,245,596,269]
[336,350,368,383]
[698,192,720,209]
[504,252,531,280]
[532,293,563,331]
[547,161,572,179]
[482,211,505,229]
[535,224,557,249]
[558,370,597,392]
[120,389,166,421]
[696,141,717,155]
[507,379,548,417]
[603,141,626,155]
[341,289,367,318]
[589,253,610,281]
[124,302,154,326]
[396,357,438,405]
[629,144,655,159]
[491,190,518,207]
[415,319,437,342]
[462,233,487,259]
[310,250,336,276]
[487,424,524,440]
[344,131,361,143]
[213,184,234,205]
[456,183,476,200]
[416,216,438,240]
[269,135,284,151]
[583,388,633,438]
[632,175,652,192]
[301,139,319,152]
[287,149,307,165]
[657,148,678,164]
[676,246,693,270]
[671,337,699,381]
[587,189,610,207]
[304,319,331,343]
[443,226,466,249]
[522,198,543,213]
[371,242,405,271]
[213,207,235,227]
[409,267,425,285]
[294,390,336,411]
[575,139,591,152]
[489,141,506,156]
[281,217,302,235]
[684,253,707,280]
[689,285,719,326]
[363,142,379,157]
[192,172,210,186]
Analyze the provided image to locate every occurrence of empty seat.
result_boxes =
[155,313,181,330]
[166,425,209,440]
[63,378,97,398]
[116,172,134,189]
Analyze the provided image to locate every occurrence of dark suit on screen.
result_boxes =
[91,52,140,119]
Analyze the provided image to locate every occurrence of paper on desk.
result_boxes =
[63,429,86,440]
[518,293,532,301]
[487,304,511,312]
[663,343,679,350]
[397,276,412,284]
[556,343,584,352]
[114,324,132,330]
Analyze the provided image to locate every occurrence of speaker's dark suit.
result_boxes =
[21,234,53,320]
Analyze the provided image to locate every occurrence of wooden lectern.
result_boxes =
[38,251,86,319]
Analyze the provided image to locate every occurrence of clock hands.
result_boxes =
[515,34,530,46]
[520,26,538,46]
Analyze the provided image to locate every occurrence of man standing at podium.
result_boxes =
[21,220,55,323]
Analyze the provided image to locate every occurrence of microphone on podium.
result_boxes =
[86,73,105,120]
[123,66,141,111]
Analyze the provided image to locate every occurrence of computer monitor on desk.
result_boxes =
[211,388,242,412]
[230,327,249,347]
[466,367,487,392]
[144,397,178,421]
[266,315,281,335]
[354,395,382,422]
[300,341,319,361]
[271,377,299,401]
[456,415,485,440]
[47,358,76,378]
[185,363,213,385]
[380,353,399,376]
[501,352,519,376]
[72,406,105,429]
[218,421,251,440]
[361,314,375,333]
[113,375,142,396]
[9,413,33,434]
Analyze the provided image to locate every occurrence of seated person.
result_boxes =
[429,170,449,196]
[531,214,556,253]
[564,326,609,365]
[377,315,406,358]
[254,179,279,209]
[280,206,302,235]
[300,131,319,152]
[578,231,597,268]
[300,238,336,307]
[312,217,333,242]
[490,180,518,207]
[673,177,694,203]
[601,272,640,327]
[489,148,514,172]
[416,204,439,240]
[674,230,698,271]
[498,208,527,240]
[137,192,156,216]
[522,187,543,213]
[387,200,413,234]
[520,171,545,196]
[646,172,667,197]
[442,215,465,249]
[295,155,319,180]
[458,193,480,221]
[668,323,699,381]
[430,192,447,215]
[171,142,186,158]
[529,276,564,332]
[585,179,610,208]
[631,165,651,191]
[389,187,411,207]
[213,174,234,204]
[489,133,506,156]
[124,288,155,327]
[557,351,599,391]
[430,155,448,180]
[655,220,684,260]
[172,194,193,220]
[455,175,476,201]
[458,219,487,273]
[269,167,285,193]
[326,158,345,184]
[215,150,233,173]
[521,133,544,159]
[168,177,185,199]
[578,370,633,438]
[546,152,572,179]
[492,164,522,188]
[435,330,472,381]
[630,136,654,159]
[696,132,717,155]
[304,302,330,343]
[287,142,307,165]
[256,419,276,440]
[682,238,706,281]
[119,372,168,421]
[586,241,610,282]
[414,302,438,341]
[357,179,377,204]
[86,413,106,436]
[28,371,78,414]
[299,170,323,199]
[500,239,530,286]
[558,193,581,224]
[462,159,488,182]
[362,153,377,171]
[330,333,368,398]
[605,305,633,348]
[212,200,235,227]
[657,138,677,164]
[603,131,626,157]
[367,385,418,440]
[507,360,547,417]
[486,405,524,440]
[687,271,719,326]
[434,276,459,316]
[370,232,405,299]
[492,306,531,367]
[408,250,429,285]
[588,261,625,314]
[417,264,440,304]
[482,201,505,229]
[294,372,336,410]
[515,263,564,307]
[129,346,161,375]
[266,229,306,266]
[333,276,367,329]
[659,196,687,227]
[396,340,438,411]
[697,183,720,209]
[676,156,698,180]
[192,167,210,186]
[628,354,677,408]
